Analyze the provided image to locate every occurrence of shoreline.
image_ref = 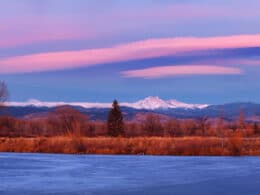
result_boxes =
[1,136,260,156]
[1,152,260,158]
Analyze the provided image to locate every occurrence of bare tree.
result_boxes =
[197,116,209,136]
[53,106,89,137]
[165,119,181,137]
[0,81,8,107]
[237,110,245,130]
[143,113,163,136]
[217,115,224,150]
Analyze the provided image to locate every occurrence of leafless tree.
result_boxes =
[237,110,245,130]
[217,115,224,150]
[53,106,88,137]
[197,116,209,136]
[143,113,163,136]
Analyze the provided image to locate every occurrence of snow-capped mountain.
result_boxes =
[124,96,170,110]
[7,96,208,110]
[125,96,208,110]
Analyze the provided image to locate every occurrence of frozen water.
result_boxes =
[0,153,260,195]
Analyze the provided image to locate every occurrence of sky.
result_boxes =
[1,0,260,104]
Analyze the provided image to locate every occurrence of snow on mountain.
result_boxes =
[126,96,170,110]
[125,96,208,110]
[166,99,208,109]
[7,97,208,110]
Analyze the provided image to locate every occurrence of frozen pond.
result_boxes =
[0,153,260,195]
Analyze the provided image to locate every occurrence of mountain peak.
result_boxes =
[129,96,208,110]
[131,96,169,110]
[143,96,162,100]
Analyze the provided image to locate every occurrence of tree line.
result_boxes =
[0,103,259,138]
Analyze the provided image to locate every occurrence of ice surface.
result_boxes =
[0,153,259,195]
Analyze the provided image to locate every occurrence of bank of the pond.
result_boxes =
[1,136,260,156]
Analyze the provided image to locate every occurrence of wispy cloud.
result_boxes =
[121,65,242,79]
[0,34,260,74]
[0,22,94,49]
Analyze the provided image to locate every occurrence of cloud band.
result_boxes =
[121,65,242,78]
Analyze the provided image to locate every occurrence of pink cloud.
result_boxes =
[0,34,260,74]
[0,16,95,49]
[121,65,242,79]
[0,29,92,49]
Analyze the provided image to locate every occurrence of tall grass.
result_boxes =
[0,136,259,156]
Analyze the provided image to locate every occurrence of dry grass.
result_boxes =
[1,136,260,156]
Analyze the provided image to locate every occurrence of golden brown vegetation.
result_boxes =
[1,136,260,156]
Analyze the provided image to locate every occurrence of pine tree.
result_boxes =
[0,81,8,109]
[107,100,124,137]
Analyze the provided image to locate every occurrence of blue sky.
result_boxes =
[1,0,260,104]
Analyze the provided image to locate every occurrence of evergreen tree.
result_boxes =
[0,81,8,109]
[107,100,124,136]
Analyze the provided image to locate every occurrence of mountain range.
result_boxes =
[7,96,208,110]
[2,97,260,122]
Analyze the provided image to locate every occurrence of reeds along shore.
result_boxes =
[1,136,260,156]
